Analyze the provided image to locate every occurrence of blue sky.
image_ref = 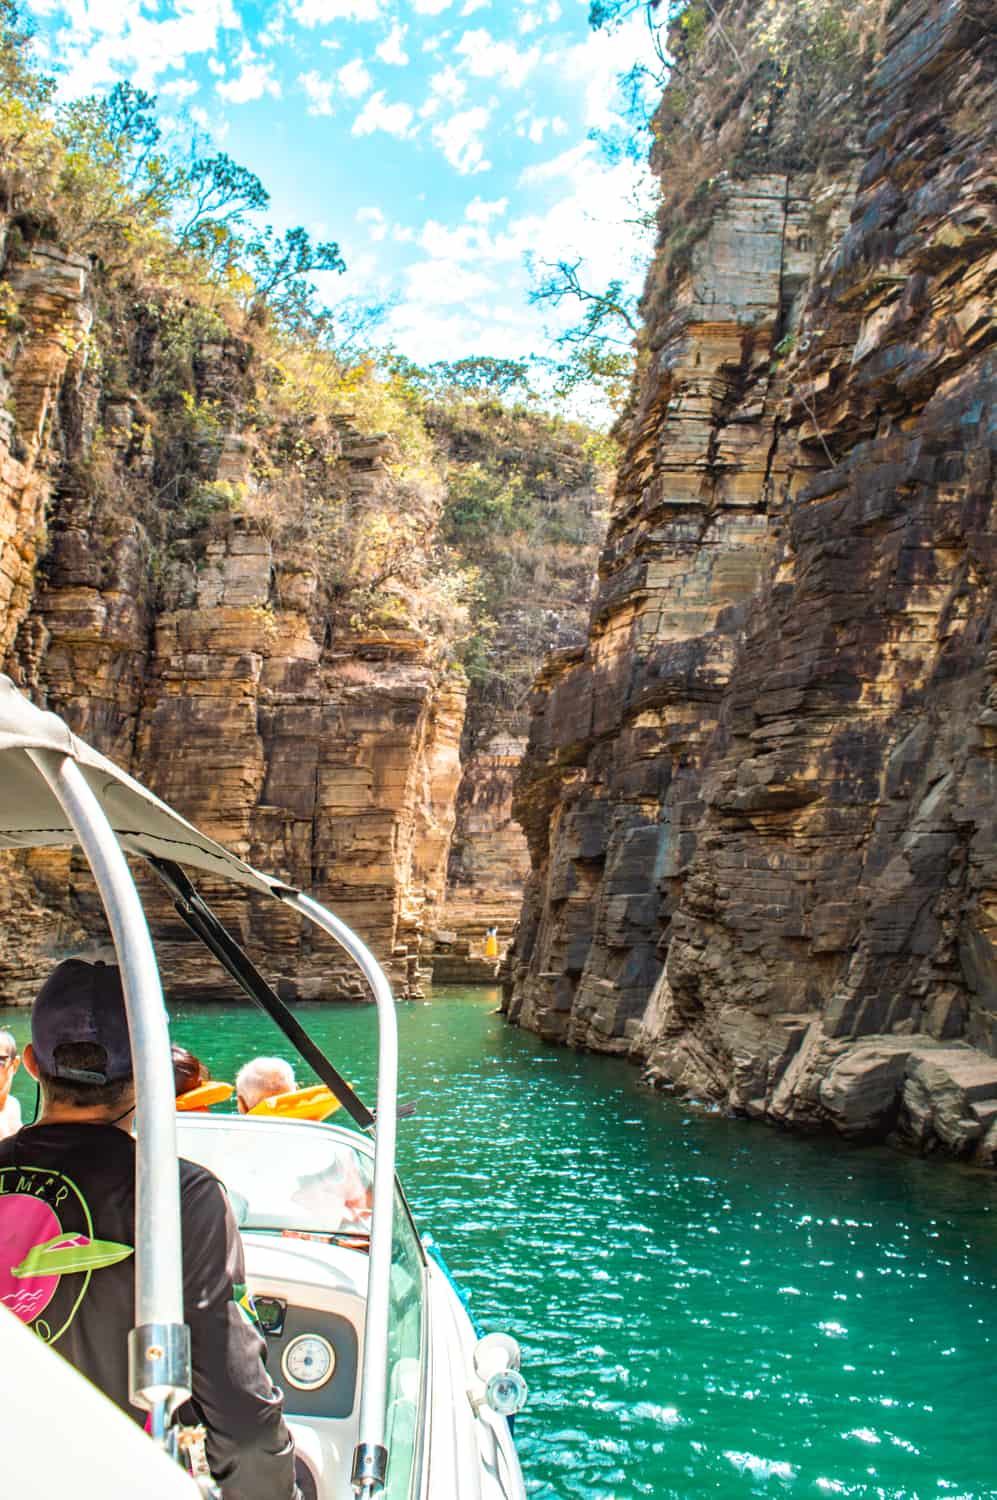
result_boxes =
[26,0,660,380]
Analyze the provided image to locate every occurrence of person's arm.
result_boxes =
[181,1170,297,1500]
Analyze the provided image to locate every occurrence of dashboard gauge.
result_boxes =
[282,1334,336,1391]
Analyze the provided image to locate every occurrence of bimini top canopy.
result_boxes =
[0,676,288,897]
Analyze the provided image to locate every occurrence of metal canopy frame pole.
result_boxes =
[149,858,375,1130]
[282,890,397,1499]
[26,750,191,1433]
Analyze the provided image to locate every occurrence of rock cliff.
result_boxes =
[505,0,997,1163]
[427,400,608,978]
[0,224,471,1001]
[0,212,604,1003]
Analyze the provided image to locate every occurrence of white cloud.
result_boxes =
[376,23,408,65]
[519,140,591,185]
[386,304,478,361]
[547,13,655,130]
[386,296,535,367]
[431,106,491,175]
[420,219,484,259]
[509,148,656,295]
[461,0,490,11]
[404,257,495,307]
[413,0,455,12]
[338,57,372,97]
[291,0,382,22]
[466,196,508,224]
[207,57,226,76]
[43,0,240,96]
[405,138,653,332]
[429,64,466,106]
[161,76,200,99]
[385,148,649,381]
[357,206,388,241]
[190,104,230,141]
[352,90,415,138]
[216,58,280,103]
[455,28,539,89]
[258,13,289,47]
[299,69,335,115]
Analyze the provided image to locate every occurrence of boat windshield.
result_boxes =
[175,1118,373,1236]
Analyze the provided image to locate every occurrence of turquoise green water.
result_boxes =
[4,986,997,1499]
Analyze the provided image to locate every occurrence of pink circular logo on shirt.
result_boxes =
[0,1194,61,1324]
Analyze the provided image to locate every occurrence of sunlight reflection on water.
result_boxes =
[5,985,997,1498]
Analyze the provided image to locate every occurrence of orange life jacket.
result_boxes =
[248,1084,342,1121]
[175,1081,234,1112]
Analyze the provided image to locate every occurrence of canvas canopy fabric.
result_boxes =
[0,676,288,898]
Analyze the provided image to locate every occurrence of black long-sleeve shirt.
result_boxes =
[0,1122,296,1500]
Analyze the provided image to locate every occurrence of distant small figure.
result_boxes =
[0,1028,21,1141]
[484,926,499,960]
[236,1055,297,1114]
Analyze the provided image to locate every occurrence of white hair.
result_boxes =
[236,1056,296,1112]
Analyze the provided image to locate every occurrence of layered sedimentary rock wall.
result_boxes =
[506,0,997,1163]
[0,237,465,1001]
[0,217,603,1004]
[428,401,608,977]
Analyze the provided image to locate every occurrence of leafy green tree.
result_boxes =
[244,226,347,331]
[56,83,181,252]
[0,0,52,111]
[377,352,535,406]
[527,256,639,418]
[529,258,637,346]
[430,356,532,399]
[0,1,59,214]
[326,292,395,354]
[177,151,269,266]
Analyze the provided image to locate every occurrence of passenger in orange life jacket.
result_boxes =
[236,1056,296,1114]
[173,1044,234,1112]
[174,1044,208,1097]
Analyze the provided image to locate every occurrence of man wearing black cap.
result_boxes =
[0,958,298,1500]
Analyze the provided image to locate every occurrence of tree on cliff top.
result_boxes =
[536,0,886,418]
[0,6,346,337]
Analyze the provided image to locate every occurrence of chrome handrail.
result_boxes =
[26,750,191,1435]
[282,891,398,1499]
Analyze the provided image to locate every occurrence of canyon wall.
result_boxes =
[0,218,604,1004]
[0,234,466,1002]
[506,0,997,1162]
[427,401,608,979]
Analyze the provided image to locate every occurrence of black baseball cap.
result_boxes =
[32,959,133,1084]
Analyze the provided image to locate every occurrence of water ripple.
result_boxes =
[7,990,992,1500]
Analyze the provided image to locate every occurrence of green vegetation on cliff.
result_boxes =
[0,1,611,699]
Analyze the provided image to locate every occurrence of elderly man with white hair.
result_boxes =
[236,1056,296,1114]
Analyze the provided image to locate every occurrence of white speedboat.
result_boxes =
[0,676,528,1500]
